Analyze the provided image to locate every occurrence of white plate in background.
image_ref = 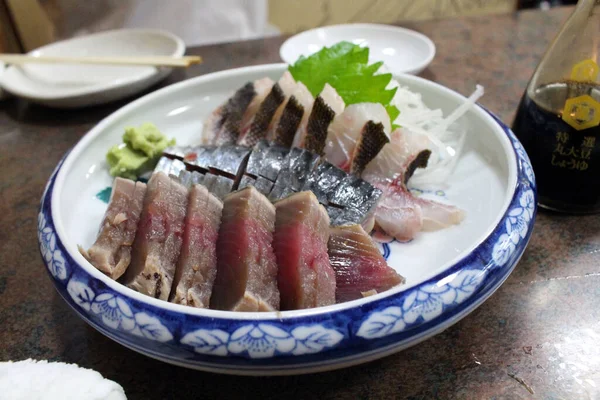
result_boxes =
[280,23,435,75]
[0,29,185,108]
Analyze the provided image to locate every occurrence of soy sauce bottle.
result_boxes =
[512,0,600,213]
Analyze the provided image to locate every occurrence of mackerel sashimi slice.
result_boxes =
[210,186,280,311]
[274,191,336,310]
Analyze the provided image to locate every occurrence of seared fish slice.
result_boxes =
[170,184,223,308]
[328,224,404,303]
[79,178,146,279]
[274,191,335,310]
[123,172,188,300]
[210,187,280,311]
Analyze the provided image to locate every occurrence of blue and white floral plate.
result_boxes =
[38,64,536,375]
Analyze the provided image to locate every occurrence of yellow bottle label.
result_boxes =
[570,59,599,82]
[562,95,600,130]
[562,60,600,130]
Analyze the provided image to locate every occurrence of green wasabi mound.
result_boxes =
[106,123,175,179]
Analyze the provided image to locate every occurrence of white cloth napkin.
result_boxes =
[0,359,126,400]
[123,0,279,46]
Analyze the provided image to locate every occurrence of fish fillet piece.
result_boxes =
[239,77,275,134]
[361,127,465,242]
[370,176,465,242]
[209,146,251,178]
[301,161,346,204]
[274,191,335,310]
[273,147,320,194]
[273,96,304,147]
[324,103,391,171]
[362,128,432,185]
[79,178,146,279]
[238,75,289,147]
[265,71,298,140]
[327,176,381,232]
[170,185,223,308]
[215,82,257,145]
[257,144,288,182]
[203,78,273,145]
[210,187,280,311]
[328,224,404,302]
[300,84,345,154]
[202,106,225,145]
[244,139,269,178]
[203,82,255,145]
[274,81,314,147]
[350,121,389,175]
[122,172,189,300]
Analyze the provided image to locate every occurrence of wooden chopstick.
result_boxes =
[0,54,202,67]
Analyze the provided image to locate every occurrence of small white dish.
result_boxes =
[0,29,185,108]
[0,62,9,100]
[280,23,436,75]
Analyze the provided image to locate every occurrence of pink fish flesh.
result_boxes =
[328,224,404,302]
[274,191,335,310]
[210,186,280,311]
[169,184,223,308]
[122,172,189,300]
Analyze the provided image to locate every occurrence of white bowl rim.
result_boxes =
[51,63,517,321]
[0,29,185,100]
[279,23,436,74]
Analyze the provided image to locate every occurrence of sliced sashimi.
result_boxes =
[368,179,424,242]
[328,224,404,302]
[370,176,465,242]
[300,84,345,154]
[210,187,280,311]
[416,196,466,231]
[79,178,146,279]
[361,127,465,242]
[264,71,298,140]
[238,83,285,147]
[214,82,257,145]
[273,96,304,147]
[324,103,391,171]
[170,184,223,308]
[350,121,389,175]
[274,191,335,310]
[327,176,381,232]
[122,172,189,300]
[239,77,274,137]
[362,128,432,185]
[274,82,314,147]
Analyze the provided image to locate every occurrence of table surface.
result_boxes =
[2,6,599,399]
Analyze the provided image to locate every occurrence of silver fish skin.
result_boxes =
[301,162,346,204]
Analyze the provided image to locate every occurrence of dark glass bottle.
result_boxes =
[512,0,600,213]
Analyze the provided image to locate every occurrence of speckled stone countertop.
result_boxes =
[2,6,599,399]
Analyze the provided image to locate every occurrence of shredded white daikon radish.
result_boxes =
[389,81,485,188]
